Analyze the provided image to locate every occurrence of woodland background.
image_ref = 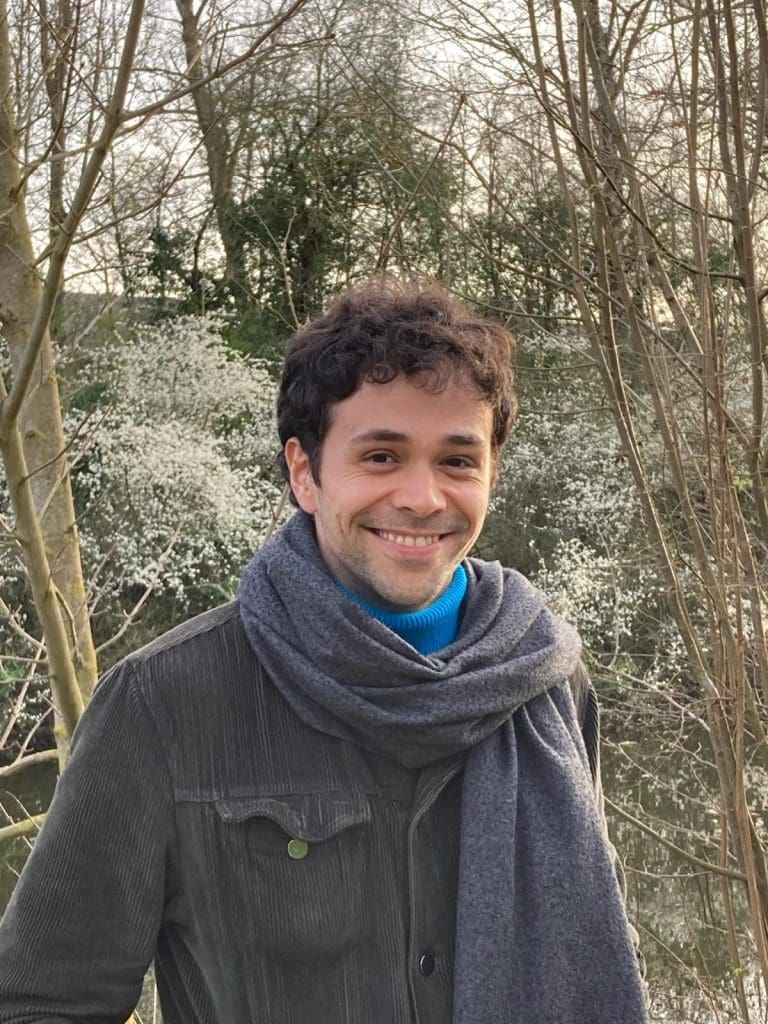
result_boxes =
[1,0,768,1019]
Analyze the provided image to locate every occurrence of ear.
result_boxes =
[283,438,319,514]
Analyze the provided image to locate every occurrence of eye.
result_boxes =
[443,455,475,469]
[364,451,396,464]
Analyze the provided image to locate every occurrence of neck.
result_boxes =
[336,565,468,655]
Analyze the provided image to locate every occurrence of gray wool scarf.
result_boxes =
[238,511,648,1024]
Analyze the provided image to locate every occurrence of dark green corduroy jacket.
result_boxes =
[0,601,610,1023]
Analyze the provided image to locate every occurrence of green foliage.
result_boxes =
[234,98,456,353]
[471,181,580,326]
[132,227,217,317]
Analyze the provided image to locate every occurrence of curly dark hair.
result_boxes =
[277,278,517,495]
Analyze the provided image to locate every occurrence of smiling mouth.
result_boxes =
[372,529,443,548]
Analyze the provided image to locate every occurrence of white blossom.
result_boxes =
[68,314,284,607]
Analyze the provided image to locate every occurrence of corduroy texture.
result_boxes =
[238,511,649,1024]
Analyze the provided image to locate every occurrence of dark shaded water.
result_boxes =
[0,708,764,1023]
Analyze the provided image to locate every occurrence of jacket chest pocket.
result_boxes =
[213,792,372,963]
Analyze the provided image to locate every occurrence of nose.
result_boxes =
[390,464,448,518]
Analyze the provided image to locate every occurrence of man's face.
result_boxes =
[284,374,495,611]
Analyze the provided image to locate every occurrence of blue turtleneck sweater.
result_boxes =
[336,564,468,655]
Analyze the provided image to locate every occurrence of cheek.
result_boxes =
[462,489,492,529]
[342,476,392,510]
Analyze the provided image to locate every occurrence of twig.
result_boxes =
[16,706,53,760]
[96,525,183,656]
[376,93,465,269]
[0,644,44,749]
[263,483,290,544]
[0,0,146,431]
[0,749,58,780]
[0,594,43,652]
[606,796,746,882]
[0,814,45,843]
[122,0,312,123]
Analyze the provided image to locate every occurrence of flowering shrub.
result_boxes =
[534,537,654,644]
[0,312,285,753]
[69,315,284,631]
[488,329,679,684]
[2,317,695,707]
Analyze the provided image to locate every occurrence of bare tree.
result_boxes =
[392,0,768,1008]
[173,0,319,308]
[518,0,768,999]
[0,0,312,770]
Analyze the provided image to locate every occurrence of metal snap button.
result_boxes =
[287,838,309,859]
[419,952,435,976]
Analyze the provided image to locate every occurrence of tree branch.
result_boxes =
[0,813,45,844]
[0,0,146,430]
[122,0,312,123]
[606,796,747,882]
[0,749,58,780]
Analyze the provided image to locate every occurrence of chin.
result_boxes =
[386,589,439,612]
[364,569,446,611]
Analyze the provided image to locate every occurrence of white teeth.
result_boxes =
[378,531,439,547]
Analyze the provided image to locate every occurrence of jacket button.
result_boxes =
[287,839,309,859]
[419,953,435,976]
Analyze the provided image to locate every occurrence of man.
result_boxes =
[0,280,647,1022]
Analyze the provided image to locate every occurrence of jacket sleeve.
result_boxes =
[0,658,172,1022]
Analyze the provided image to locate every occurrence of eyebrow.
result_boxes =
[348,429,486,447]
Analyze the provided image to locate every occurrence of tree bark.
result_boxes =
[0,0,97,724]
[175,0,250,306]
[40,0,73,241]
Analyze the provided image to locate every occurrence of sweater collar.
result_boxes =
[335,564,468,655]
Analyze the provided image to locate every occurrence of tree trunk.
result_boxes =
[175,0,251,306]
[0,0,97,738]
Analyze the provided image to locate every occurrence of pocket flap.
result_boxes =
[215,793,371,842]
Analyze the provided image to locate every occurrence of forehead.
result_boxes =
[325,374,494,446]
